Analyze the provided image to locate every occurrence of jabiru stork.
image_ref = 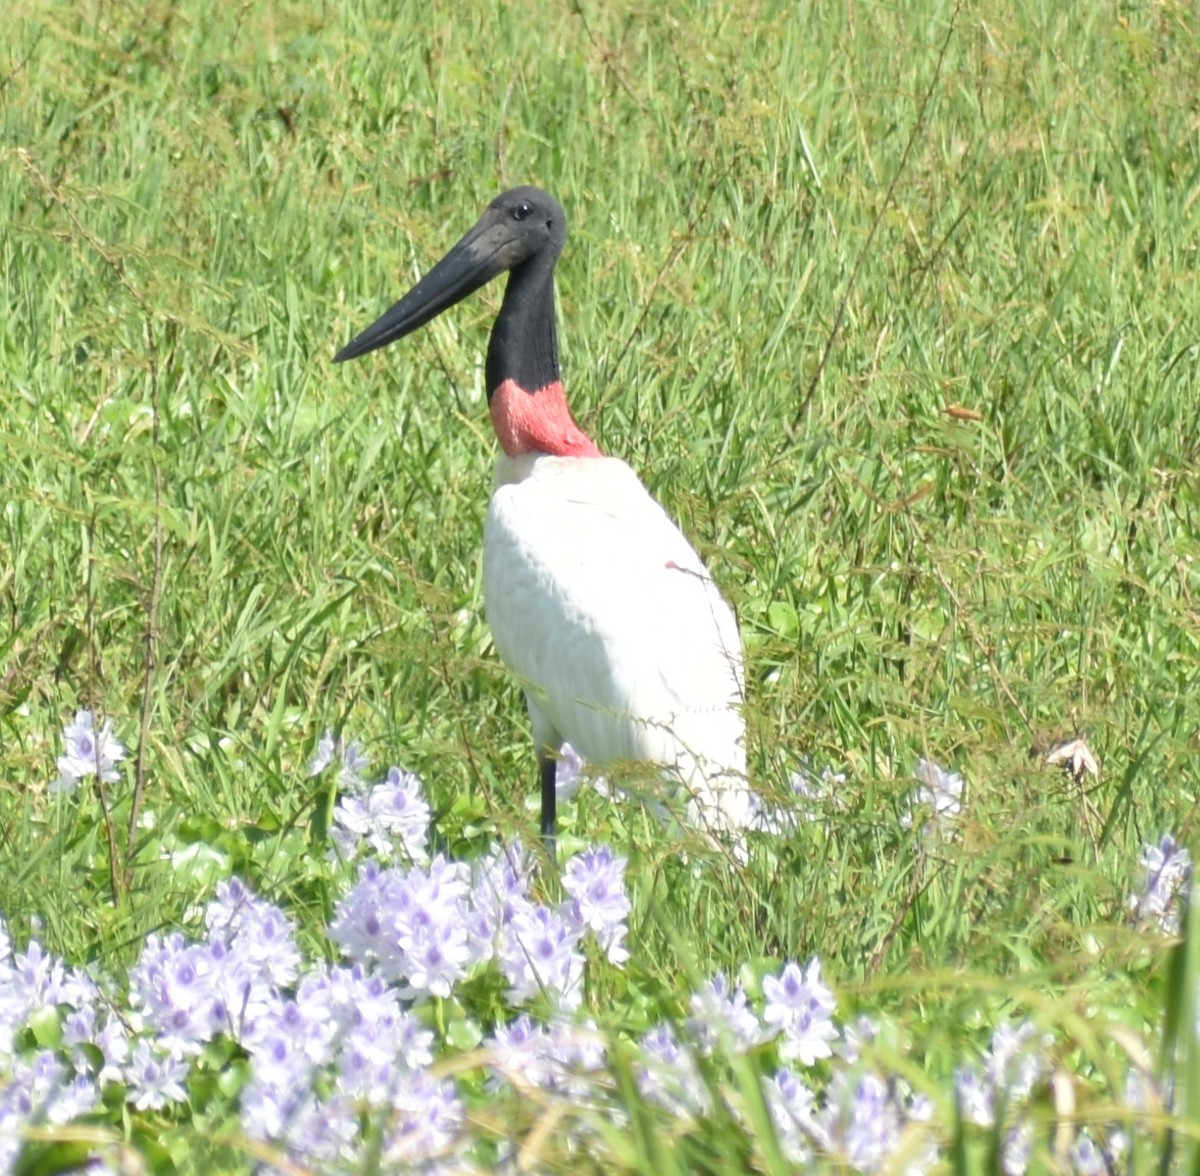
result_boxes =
[334,187,750,848]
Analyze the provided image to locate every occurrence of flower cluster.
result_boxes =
[484,1013,606,1103]
[309,728,371,788]
[635,963,939,1169]
[7,723,1190,1174]
[562,843,632,966]
[687,972,768,1055]
[751,759,848,835]
[238,963,460,1167]
[763,957,838,1065]
[0,926,106,1170]
[954,1020,1052,1129]
[329,855,485,1000]
[129,877,302,1059]
[0,884,468,1170]
[51,710,126,794]
[902,758,964,836]
[330,764,431,864]
[311,733,431,864]
[330,839,631,1013]
[954,1020,1138,1174]
[1129,833,1192,935]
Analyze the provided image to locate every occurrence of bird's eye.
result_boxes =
[512,201,533,221]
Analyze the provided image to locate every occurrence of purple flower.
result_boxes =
[902,759,964,836]
[129,882,298,1057]
[470,842,535,946]
[124,1039,190,1111]
[562,844,631,965]
[1002,1120,1033,1175]
[486,1014,606,1099]
[52,710,126,793]
[751,760,848,835]
[248,1026,315,1093]
[241,1081,358,1166]
[379,1070,466,1167]
[766,1067,820,1162]
[1130,833,1192,934]
[836,1014,879,1064]
[0,935,98,1057]
[486,1014,555,1091]
[820,1071,903,1170]
[131,935,219,1054]
[330,765,431,864]
[329,855,479,999]
[986,1021,1049,1102]
[501,903,586,1010]
[554,743,611,805]
[763,958,838,1066]
[309,729,370,791]
[637,1023,709,1118]
[96,1016,132,1086]
[205,878,302,988]
[1069,1130,1105,1175]
[954,1064,994,1127]
[687,972,767,1055]
[954,1020,1050,1131]
[2,1050,99,1126]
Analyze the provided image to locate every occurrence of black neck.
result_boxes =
[486,252,561,399]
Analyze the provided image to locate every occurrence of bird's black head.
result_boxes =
[478,186,567,269]
[334,186,567,364]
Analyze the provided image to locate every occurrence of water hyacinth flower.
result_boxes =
[637,1023,710,1118]
[901,758,964,836]
[240,962,434,1152]
[129,881,303,1061]
[205,877,302,988]
[553,742,588,804]
[985,1020,1050,1103]
[379,1069,466,1168]
[818,1069,937,1172]
[953,1020,1050,1130]
[1068,1130,1106,1176]
[309,729,371,792]
[329,764,431,865]
[763,957,838,1066]
[500,903,586,1011]
[468,841,536,953]
[0,932,99,1060]
[241,1081,359,1168]
[51,710,126,794]
[0,1052,101,1175]
[486,1014,557,1092]
[687,972,768,1055]
[954,1065,995,1128]
[124,1039,189,1111]
[328,855,481,999]
[1129,833,1192,935]
[766,1067,820,1164]
[562,844,631,966]
[836,1014,880,1065]
[485,1014,606,1100]
[1001,1120,1034,1176]
[751,760,848,835]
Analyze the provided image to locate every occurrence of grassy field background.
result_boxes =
[3,0,1199,1169]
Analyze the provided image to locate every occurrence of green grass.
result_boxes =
[3,0,1200,1168]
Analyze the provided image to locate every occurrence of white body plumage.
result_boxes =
[484,452,750,834]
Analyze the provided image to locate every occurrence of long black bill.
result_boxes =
[334,217,516,364]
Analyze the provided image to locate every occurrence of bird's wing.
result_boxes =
[483,456,745,778]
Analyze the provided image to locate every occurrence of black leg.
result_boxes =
[539,755,557,853]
